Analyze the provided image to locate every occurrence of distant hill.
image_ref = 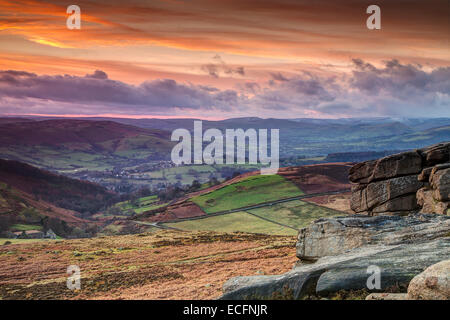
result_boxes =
[27,116,448,157]
[325,150,405,163]
[0,119,175,171]
[108,117,450,159]
[0,119,170,150]
[0,159,118,214]
[0,117,35,125]
[1,117,449,173]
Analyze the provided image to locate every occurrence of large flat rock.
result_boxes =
[316,239,450,294]
[296,214,450,261]
[220,238,450,300]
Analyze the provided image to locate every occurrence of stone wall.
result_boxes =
[349,142,450,216]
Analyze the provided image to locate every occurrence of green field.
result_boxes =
[110,195,167,215]
[248,200,343,229]
[9,224,43,232]
[164,211,297,235]
[191,174,303,213]
[165,199,343,236]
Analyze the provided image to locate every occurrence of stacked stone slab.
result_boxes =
[417,163,450,215]
[349,142,450,215]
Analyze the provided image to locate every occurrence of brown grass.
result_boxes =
[278,163,352,194]
[303,192,353,213]
[0,231,297,300]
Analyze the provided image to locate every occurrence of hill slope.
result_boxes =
[0,119,174,171]
[38,116,449,158]
[0,159,117,214]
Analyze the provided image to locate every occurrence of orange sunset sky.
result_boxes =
[0,0,449,119]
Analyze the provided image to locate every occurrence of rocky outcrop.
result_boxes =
[296,214,450,261]
[221,214,450,300]
[350,142,450,216]
[220,143,450,300]
[221,237,450,299]
[417,164,450,215]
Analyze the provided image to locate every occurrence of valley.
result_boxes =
[1,117,449,193]
[0,117,448,301]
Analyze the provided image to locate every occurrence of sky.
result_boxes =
[0,0,449,119]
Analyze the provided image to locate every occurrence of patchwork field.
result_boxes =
[111,195,167,215]
[248,200,344,230]
[191,175,303,213]
[0,231,296,300]
[165,211,297,235]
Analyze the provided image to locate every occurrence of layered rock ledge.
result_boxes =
[349,142,449,216]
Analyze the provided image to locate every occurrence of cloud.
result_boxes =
[0,70,239,114]
[1,58,449,118]
[351,59,450,97]
[347,59,450,116]
[86,70,108,80]
[270,72,289,82]
[201,55,245,78]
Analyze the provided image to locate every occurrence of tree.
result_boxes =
[211,177,220,186]
[190,180,201,191]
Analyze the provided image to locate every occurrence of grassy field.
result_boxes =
[111,195,167,215]
[248,200,344,230]
[9,224,43,231]
[134,202,167,214]
[165,211,297,235]
[191,175,303,213]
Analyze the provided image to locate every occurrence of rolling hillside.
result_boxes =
[0,159,118,214]
[0,181,94,239]
[0,159,122,238]
[0,119,174,171]
[25,116,450,159]
[0,182,86,225]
